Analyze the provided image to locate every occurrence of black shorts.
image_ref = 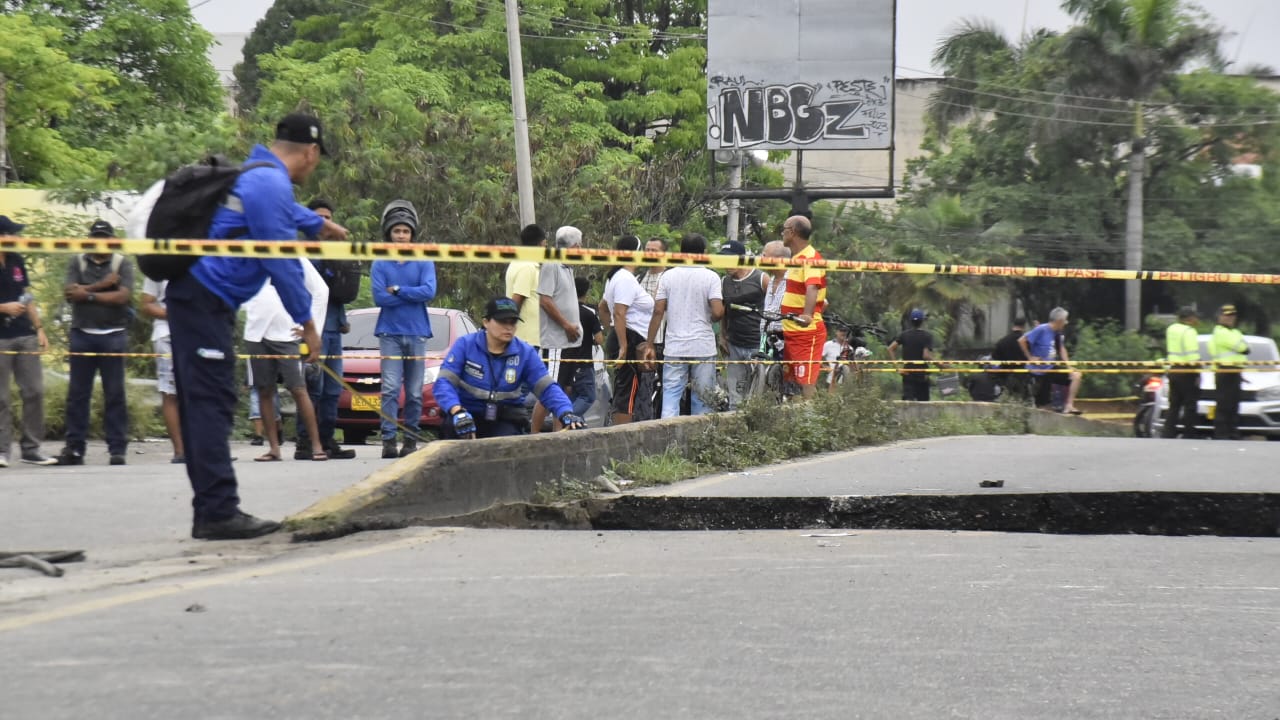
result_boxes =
[607,328,646,416]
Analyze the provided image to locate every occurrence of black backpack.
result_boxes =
[320,260,363,305]
[137,156,274,282]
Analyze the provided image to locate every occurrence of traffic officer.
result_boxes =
[1208,304,1248,440]
[1161,306,1201,439]
[167,113,347,540]
[434,297,586,439]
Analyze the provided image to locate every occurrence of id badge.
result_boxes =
[484,402,498,422]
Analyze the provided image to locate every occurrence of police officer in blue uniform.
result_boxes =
[435,297,586,439]
[168,114,347,540]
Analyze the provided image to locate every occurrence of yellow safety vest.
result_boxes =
[1164,322,1199,365]
[1208,325,1247,368]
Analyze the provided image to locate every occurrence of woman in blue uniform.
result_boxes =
[435,297,586,439]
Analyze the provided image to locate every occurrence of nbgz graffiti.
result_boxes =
[707,80,891,148]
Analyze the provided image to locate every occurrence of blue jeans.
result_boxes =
[65,329,128,456]
[379,334,426,440]
[297,329,342,447]
[661,356,717,419]
[566,364,596,417]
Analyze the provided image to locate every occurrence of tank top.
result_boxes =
[722,269,766,348]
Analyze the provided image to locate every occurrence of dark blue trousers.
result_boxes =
[297,329,342,448]
[65,329,128,456]
[167,273,241,523]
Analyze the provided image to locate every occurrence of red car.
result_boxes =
[336,306,478,445]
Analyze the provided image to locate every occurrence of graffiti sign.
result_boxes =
[707,78,892,149]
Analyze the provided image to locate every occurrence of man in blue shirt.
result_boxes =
[371,200,437,459]
[1017,307,1083,414]
[167,113,347,540]
[435,297,585,439]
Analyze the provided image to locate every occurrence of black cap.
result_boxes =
[1219,304,1238,316]
[718,240,747,256]
[484,297,522,322]
[88,220,115,238]
[1176,306,1199,320]
[275,113,328,155]
[0,215,24,236]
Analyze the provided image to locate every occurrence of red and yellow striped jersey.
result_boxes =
[780,244,827,332]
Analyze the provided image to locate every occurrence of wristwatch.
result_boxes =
[88,293,96,303]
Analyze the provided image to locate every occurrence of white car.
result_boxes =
[1150,334,1280,438]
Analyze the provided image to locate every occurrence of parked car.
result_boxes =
[336,307,478,445]
[1147,334,1280,439]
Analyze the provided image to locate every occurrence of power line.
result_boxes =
[900,91,1280,129]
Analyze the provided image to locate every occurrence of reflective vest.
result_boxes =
[1164,322,1200,364]
[1208,325,1247,367]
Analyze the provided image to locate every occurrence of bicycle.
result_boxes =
[727,303,802,404]
[823,312,887,388]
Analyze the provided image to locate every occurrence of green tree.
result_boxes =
[0,13,115,185]
[1059,0,1222,331]
[232,0,349,110]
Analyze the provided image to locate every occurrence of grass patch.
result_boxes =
[531,474,599,505]
[606,384,1041,487]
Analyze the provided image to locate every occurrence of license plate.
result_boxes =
[351,394,380,413]
[1206,405,1216,420]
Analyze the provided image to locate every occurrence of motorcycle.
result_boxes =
[1133,374,1162,438]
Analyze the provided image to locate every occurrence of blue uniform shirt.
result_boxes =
[434,331,573,419]
[192,144,319,323]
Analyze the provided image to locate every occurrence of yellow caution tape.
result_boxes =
[7,237,1280,284]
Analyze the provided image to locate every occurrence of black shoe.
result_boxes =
[20,451,57,466]
[109,455,126,466]
[55,449,84,466]
[294,447,313,460]
[171,455,186,464]
[398,438,418,457]
[192,511,281,540]
[382,439,398,459]
[325,441,356,460]
[250,435,265,446]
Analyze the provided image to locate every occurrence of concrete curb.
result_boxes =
[285,401,1127,538]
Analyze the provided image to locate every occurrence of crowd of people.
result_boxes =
[0,113,1259,541]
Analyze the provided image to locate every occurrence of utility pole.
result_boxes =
[0,72,8,188]
[504,0,535,228]
[725,157,743,241]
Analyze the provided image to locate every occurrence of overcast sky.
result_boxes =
[192,0,1280,76]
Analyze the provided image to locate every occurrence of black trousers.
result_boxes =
[1161,372,1201,438]
[167,273,241,523]
[1214,371,1242,439]
[901,374,930,401]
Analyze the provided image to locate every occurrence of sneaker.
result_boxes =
[55,449,84,466]
[191,510,281,540]
[324,441,356,460]
[20,451,57,466]
[398,437,418,457]
[171,455,186,464]
[109,455,126,466]
[293,447,313,461]
[249,435,265,446]
[381,439,398,459]
[0,455,7,468]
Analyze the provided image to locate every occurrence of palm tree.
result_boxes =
[1058,0,1221,331]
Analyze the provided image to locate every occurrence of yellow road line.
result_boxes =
[0,529,448,634]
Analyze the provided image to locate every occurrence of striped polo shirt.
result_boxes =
[780,244,827,333]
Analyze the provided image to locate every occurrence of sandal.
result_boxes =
[254,452,282,462]
[311,450,329,461]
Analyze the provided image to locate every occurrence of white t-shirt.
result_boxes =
[142,278,169,341]
[243,260,329,343]
[602,268,654,338]
[656,267,723,357]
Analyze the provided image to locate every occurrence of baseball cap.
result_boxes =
[1176,306,1199,320]
[275,113,329,155]
[0,215,24,236]
[909,308,926,322]
[484,297,522,322]
[88,220,115,238]
[1219,304,1238,316]
[718,240,747,256]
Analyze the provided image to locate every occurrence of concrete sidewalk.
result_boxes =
[0,439,394,602]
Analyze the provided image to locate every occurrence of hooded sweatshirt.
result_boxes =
[371,200,437,337]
